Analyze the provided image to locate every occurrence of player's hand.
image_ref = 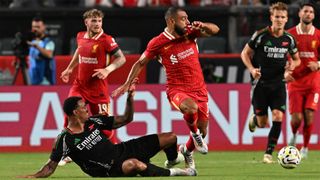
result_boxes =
[191,21,203,30]
[16,174,36,178]
[284,70,295,82]
[92,68,111,79]
[249,68,261,80]
[307,61,319,71]
[112,83,130,97]
[128,78,139,97]
[60,69,72,83]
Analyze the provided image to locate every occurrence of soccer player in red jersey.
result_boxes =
[287,3,320,159]
[60,9,126,165]
[112,7,219,169]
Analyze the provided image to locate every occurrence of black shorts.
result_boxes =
[252,81,286,115]
[108,134,160,177]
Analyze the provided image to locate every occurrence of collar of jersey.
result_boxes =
[163,28,176,41]
[296,23,315,35]
[83,29,104,40]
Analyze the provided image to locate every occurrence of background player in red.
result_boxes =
[112,7,219,169]
[287,3,320,159]
[60,9,126,165]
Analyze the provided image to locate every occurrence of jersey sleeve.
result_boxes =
[89,114,114,130]
[103,35,119,55]
[248,31,260,50]
[50,131,66,162]
[287,33,298,55]
[45,40,55,51]
[143,37,160,59]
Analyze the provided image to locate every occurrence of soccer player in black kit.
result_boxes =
[241,2,301,163]
[19,79,196,178]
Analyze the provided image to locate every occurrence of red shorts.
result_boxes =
[68,86,110,115]
[289,89,320,113]
[167,88,209,121]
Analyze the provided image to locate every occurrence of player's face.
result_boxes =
[85,16,103,35]
[173,10,190,36]
[31,21,46,38]
[270,10,288,31]
[299,6,314,25]
[75,100,89,122]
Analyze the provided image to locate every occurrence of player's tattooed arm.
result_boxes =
[92,49,126,79]
[18,159,58,178]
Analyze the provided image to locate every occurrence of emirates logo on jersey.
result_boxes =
[92,44,99,53]
[170,54,178,64]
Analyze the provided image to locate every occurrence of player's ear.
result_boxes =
[73,109,78,116]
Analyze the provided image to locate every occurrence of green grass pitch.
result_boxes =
[1,151,319,180]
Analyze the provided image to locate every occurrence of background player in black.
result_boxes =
[19,78,196,178]
[241,2,300,163]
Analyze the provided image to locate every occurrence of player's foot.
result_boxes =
[179,144,195,169]
[58,156,73,166]
[248,114,256,133]
[185,168,197,176]
[262,154,274,164]
[190,129,208,154]
[288,134,297,146]
[164,152,184,168]
[169,167,197,176]
[300,147,308,159]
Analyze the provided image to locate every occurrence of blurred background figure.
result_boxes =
[28,16,56,85]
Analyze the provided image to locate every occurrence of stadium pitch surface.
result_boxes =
[2,151,319,180]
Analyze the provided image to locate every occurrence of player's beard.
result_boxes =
[302,19,312,25]
[174,24,186,36]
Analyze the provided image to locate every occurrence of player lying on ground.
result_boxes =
[19,79,196,178]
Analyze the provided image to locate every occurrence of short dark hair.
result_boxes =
[32,16,44,23]
[300,3,315,11]
[164,7,185,20]
[63,96,82,116]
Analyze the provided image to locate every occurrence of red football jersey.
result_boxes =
[287,24,320,91]
[143,28,205,92]
[74,31,119,103]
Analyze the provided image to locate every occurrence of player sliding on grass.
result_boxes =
[19,79,196,178]
[112,7,219,169]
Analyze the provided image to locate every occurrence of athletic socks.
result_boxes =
[265,121,282,155]
[185,136,196,152]
[290,120,300,134]
[164,144,178,161]
[253,115,259,127]
[183,113,198,133]
[303,124,313,148]
[139,163,170,176]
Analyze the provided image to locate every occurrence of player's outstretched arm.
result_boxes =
[112,54,151,97]
[112,78,138,129]
[18,159,58,178]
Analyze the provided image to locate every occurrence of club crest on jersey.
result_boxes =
[311,40,317,49]
[282,41,289,46]
[170,54,178,64]
[92,44,99,53]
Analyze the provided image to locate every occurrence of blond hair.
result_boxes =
[83,9,104,20]
[269,2,288,15]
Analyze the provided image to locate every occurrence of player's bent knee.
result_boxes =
[122,159,147,176]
